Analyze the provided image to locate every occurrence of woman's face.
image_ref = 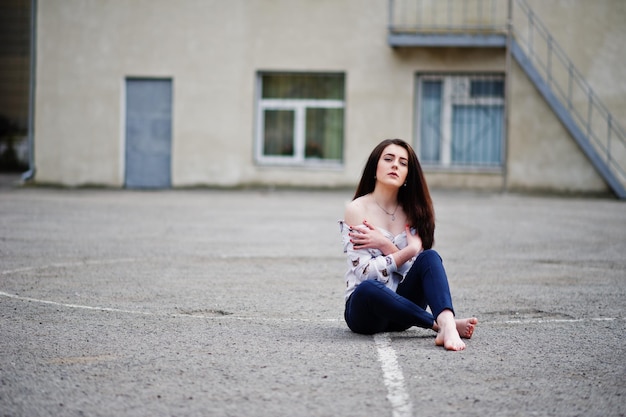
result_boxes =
[376,144,409,188]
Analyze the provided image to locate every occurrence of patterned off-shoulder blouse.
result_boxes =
[338,220,415,301]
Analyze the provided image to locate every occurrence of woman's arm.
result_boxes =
[390,225,423,266]
[339,220,396,285]
[345,201,422,266]
[344,203,398,255]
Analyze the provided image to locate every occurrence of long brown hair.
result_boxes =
[353,139,435,249]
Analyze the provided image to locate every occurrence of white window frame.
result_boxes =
[255,74,345,167]
[416,74,505,171]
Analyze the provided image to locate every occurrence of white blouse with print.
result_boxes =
[339,220,415,301]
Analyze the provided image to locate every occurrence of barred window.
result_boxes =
[417,74,505,168]
[256,73,345,166]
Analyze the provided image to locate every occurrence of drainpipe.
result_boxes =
[502,0,513,193]
[22,0,37,182]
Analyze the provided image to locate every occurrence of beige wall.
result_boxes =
[33,0,625,195]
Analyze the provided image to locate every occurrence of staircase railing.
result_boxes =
[510,0,626,196]
[389,0,626,197]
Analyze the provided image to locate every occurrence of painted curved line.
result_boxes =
[0,258,139,275]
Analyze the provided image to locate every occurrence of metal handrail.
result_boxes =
[511,0,626,183]
[389,0,626,187]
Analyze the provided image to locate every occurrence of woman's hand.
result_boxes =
[387,225,423,267]
[348,219,396,254]
[405,224,424,256]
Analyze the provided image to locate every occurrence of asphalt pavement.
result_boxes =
[1,182,624,417]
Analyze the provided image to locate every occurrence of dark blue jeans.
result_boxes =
[344,249,455,335]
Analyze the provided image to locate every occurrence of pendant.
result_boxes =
[391,214,395,221]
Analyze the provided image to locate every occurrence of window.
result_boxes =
[417,74,505,169]
[256,72,345,166]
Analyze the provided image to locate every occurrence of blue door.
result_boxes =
[125,79,172,188]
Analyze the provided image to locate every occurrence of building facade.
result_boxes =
[30,0,626,196]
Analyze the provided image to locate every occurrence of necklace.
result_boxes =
[374,199,399,221]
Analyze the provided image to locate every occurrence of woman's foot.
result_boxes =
[456,317,478,339]
[434,310,466,351]
[432,317,478,339]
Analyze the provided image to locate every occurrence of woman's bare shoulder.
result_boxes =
[344,195,370,225]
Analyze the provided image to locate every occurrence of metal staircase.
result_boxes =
[388,0,626,199]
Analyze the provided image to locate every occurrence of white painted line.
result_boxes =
[374,333,413,417]
[502,317,617,324]
[0,258,138,275]
[0,290,342,321]
[0,290,623,325]
[0,291,155,315]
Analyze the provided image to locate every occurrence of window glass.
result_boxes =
[263,110,294,156]
[262,74,344,100]
[419,81,443,163]
[451,105,503,166]
[305,108,344,160]
[470,80,504,98]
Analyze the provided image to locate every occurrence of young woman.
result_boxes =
[339,139,477,351]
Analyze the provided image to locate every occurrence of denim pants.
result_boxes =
[344,249,455,335]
